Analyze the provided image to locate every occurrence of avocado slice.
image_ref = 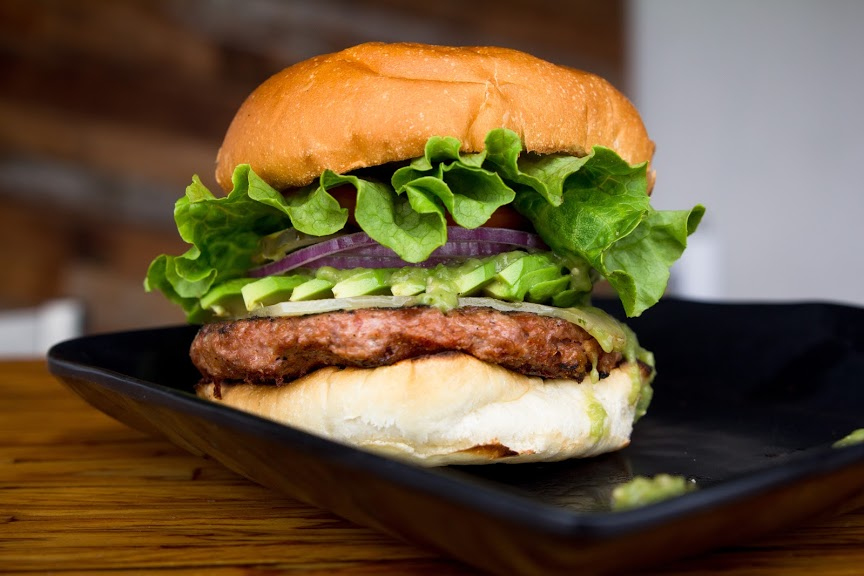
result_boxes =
[389,268,429,296]
[200,278,257,317]
[241,274,312,309]
[526,275,571,303]
[331,269,394,298]
[290,278,336,301]
[484,255,564,301]
[452,258,499,295]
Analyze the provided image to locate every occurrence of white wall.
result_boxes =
[628,1,864,306]
[0,299,83,358]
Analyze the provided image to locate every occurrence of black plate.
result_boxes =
[47,300,864,575]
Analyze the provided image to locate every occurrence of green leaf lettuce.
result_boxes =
[145,128,703,320]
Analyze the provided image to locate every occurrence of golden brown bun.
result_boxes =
[216,42,655,192]
[195,353,644,466]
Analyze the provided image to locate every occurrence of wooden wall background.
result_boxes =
[0,0,626,334]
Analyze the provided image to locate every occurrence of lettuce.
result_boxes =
[145,128,703,319]
[510,147,705,316]
[144,165,347,321]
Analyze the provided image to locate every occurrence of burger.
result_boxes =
[145,42,703,466]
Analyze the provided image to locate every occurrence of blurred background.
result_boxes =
[1,0,862,356]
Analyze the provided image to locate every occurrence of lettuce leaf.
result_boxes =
[144,165,346,319]
[145,128,703,319]
[323,170,447,263]
[511,146,705,316]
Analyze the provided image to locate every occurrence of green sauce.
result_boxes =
[585,391,608,441]
[833,428,864,448]
[611,474,697,511]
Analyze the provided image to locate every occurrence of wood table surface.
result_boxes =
[3,359,864,575]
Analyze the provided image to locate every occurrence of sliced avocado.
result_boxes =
[481,254,535,300]
[452,258,499,295]
[390,268,428,296]
[551,288,590,308]
[200,278,257,317]
[241,274,312,309]
[494,254,548,286]
[519,265,566,294]
[208,249,595,312]
[390,280,426,296]
[482,278,516,300]
[290,278,335,301]
[484,255,564,301]
[526,275,570,303]
[332,269,394,298]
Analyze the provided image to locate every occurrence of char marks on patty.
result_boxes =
[190,306,626,385]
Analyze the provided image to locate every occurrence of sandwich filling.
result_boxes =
[146,129,703,323]
[146,129,701,426]
[143,43,706,464]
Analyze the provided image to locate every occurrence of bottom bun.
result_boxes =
[196,352,643,466]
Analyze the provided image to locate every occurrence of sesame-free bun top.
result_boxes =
[215,42,655,192]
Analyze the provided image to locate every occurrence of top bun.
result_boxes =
[216,42,655,192]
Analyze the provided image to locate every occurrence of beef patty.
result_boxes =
[190,306,630,385]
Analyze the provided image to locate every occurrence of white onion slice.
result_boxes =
[250,296,420,317]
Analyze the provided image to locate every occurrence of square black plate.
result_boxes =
[47,299,864,575]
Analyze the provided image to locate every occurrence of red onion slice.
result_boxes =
[250,232,377,277]
[445,227,548,249]
[249,227,548,277]
[301,242,518,270]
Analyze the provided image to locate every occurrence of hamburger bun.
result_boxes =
[215,42,655,192]
[196,352,643,466]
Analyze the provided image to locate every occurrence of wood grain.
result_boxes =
[2,360,863,575]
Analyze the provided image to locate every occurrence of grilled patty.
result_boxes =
[190,306,629,385]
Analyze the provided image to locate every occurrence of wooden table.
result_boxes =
[3,360,864,575]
